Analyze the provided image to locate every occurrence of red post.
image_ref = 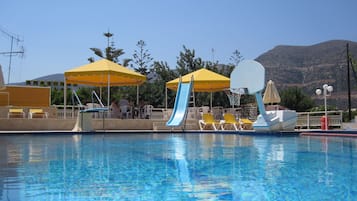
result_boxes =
[320,116,329,130]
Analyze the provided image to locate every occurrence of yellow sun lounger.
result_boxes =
[28,109,48,119]
[220,113,241,131]
[240,118,253,130]
[199,113,220,131]
[8,108,26,118]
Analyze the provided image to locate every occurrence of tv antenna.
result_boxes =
[0,27,25,84]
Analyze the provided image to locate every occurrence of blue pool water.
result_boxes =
[0,133,356,201]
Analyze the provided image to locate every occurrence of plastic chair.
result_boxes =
[120,105,132,119]
[8,108,25,118]
[199,113,220,131]
[29,108,48,118]
[220,113,241,131]
[240,118,253,130]
[143,105,153,119]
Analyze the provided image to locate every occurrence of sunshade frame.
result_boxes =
[63,59,146,118]
[166,68,230,92]
[165,68,230,109]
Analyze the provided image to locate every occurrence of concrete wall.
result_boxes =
[0,106,57,118]
[0,118,200,131]
[0,119,76,131]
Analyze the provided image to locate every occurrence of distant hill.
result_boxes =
[11,73,64,85]
[32,73,64,82]
[256,40,357,110]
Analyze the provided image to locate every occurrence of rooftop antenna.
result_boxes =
[211,48,215,63]
[0,27,25,84]
[104,30,113,49]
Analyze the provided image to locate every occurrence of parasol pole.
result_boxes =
[210,92,213,110]
[64,78,67,119]
[107,73,110,110]
[137,85,139,106]
[100,87,102,101]
[165,87,168,110]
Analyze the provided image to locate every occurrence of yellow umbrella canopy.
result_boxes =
[64,59,146,87]
[166,68,230,92]
[263,80,281,104]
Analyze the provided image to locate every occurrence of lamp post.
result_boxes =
[316,84,333,130]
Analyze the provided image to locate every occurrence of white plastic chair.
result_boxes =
[120,105,132,119]
[143,105,153,119]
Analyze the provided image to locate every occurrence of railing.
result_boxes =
[53,105,85,119]
[53,105,344,130]
[91,91,105,107]
[296,111,343,129]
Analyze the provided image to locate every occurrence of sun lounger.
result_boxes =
[199,113,220,131]
[220,113,241,131]
[240,118,253,130]
[8,108,26,118]
[28,108,48,119]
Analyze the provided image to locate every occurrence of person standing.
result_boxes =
[110,100,120,118]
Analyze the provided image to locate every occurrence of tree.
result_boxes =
[229,49,244,66]
[150,61,176,107]
[88,31,131,66]
[51,88,63,105]
[131,40,153,76]
[176,46,204,76]
[280,87,315,112]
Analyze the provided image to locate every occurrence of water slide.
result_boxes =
[166,79,193,127]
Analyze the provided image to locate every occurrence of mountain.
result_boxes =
[32,73,64,82]
[256,40,357,110]
[11,73,64,85]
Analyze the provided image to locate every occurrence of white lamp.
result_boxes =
[316,84,333,130]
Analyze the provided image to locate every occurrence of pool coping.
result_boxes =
[300,130,357,137]
[1,129,357,137]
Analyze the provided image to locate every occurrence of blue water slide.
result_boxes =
[166,79,193,127]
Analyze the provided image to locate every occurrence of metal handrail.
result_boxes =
[72,89,83,107]
[91,91,105,107]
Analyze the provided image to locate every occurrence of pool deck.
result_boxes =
[0,118,356,137]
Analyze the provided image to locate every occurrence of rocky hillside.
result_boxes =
[256,40,357,110]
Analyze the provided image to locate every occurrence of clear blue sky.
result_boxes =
[1,0,357,83]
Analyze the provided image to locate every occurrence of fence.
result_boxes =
[48,105,344,130]
[296,111,343,129]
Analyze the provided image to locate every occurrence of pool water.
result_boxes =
[0,134,356,201]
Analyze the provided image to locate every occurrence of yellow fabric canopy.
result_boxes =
[166,68,230,92]
[64,59,146,87]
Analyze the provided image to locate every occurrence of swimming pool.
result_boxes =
[0,133,355,201]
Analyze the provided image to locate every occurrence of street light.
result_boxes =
[316,84,333,130]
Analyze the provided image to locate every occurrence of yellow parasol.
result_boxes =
[166,68,230,109]
[166,68,230,92]
[63,59,146,118]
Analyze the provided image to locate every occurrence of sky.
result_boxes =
[1,0,357,83]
